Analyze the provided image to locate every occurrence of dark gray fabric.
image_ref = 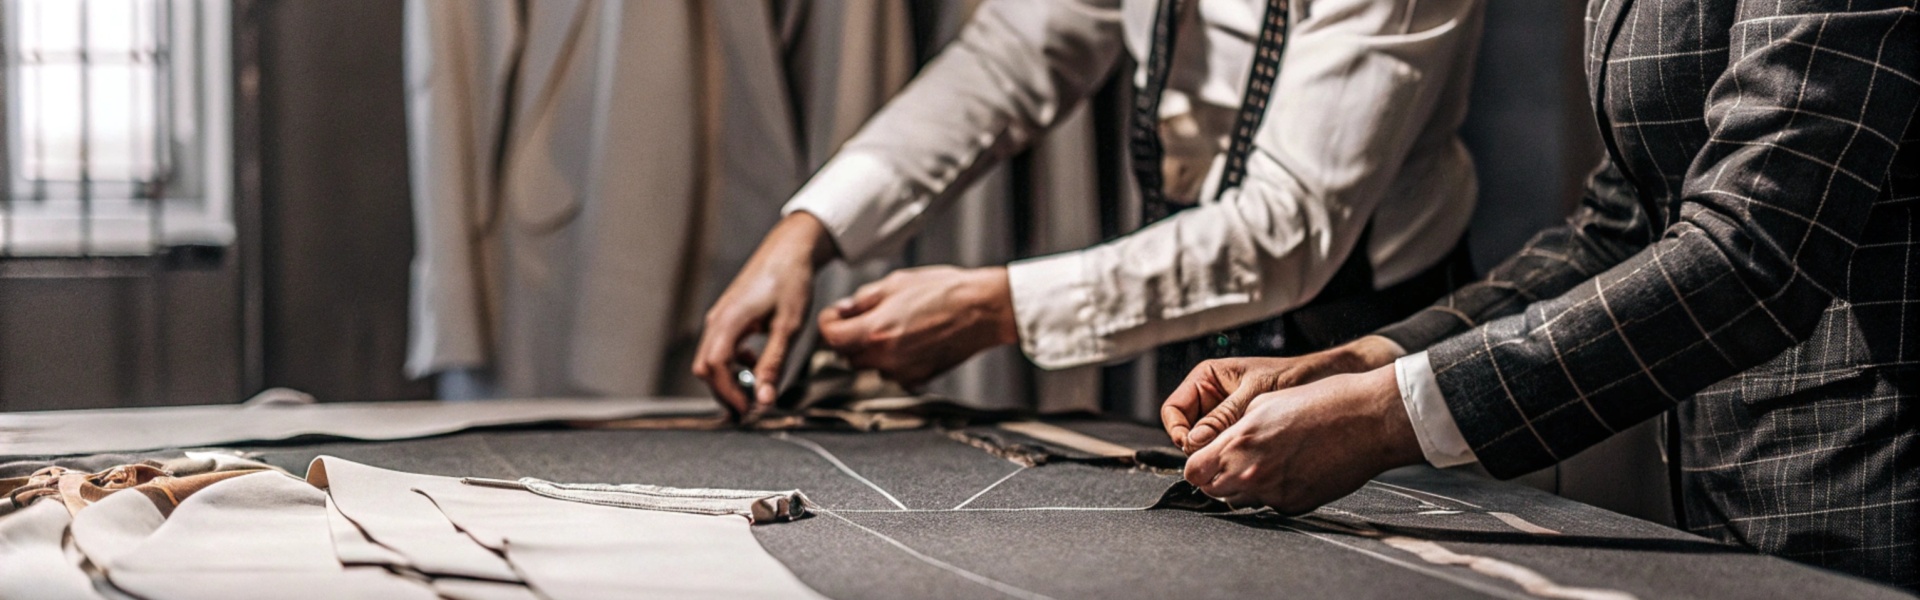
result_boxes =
[954,463,1174,510]
[233,426,1903,598]
[779,432,1026,509]
[258,430,910,511]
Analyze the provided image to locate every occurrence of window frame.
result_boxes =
[0,0,233,257]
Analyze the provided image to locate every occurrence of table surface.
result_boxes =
[161,420,1903,600]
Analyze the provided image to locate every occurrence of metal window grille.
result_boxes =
[0,0,231,257]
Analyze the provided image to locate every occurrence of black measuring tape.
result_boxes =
[1130,0,1296,383]
[1132,0,1291,221]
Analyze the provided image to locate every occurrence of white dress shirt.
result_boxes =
[784,0,1483,370]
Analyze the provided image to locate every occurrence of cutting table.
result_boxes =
[100,420,1886,599]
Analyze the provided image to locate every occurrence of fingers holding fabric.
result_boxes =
[1180,368,1426,515]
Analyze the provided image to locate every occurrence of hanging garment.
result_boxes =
[404,0,1107,413]
[404,0,704,398]
[404,0,920,400]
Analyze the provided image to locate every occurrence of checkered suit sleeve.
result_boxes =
[1423,2,1920,478]
[1373,162,1654,353]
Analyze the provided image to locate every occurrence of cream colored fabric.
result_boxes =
[310,456,827,599]
[0,501,101,600]
[68,484,166,569]
[784,0,1484,369]
[102,472,439,600]
[307,457,520,581]
[325,495,410,568]
[404,0,922,400]
[403,0,703,397]
[0,397,717,456]
[417,477,827,599]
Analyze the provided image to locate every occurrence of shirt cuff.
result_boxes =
[1006,251,1105,370]
[1394,351,1479,468]
[781,153,916,263]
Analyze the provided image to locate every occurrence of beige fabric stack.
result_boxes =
[0,454,822,599]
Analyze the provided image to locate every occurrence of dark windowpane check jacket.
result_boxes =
[1375,0,1920,588]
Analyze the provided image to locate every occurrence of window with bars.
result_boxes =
[0,0,230,257]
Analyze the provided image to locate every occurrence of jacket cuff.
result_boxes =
[1426,329,1560,479]
[781,153,916,263]
[1007,251,1105,370]
[1395,351,1479,468]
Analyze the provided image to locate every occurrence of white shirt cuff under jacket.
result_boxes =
[1395,351,1479,468]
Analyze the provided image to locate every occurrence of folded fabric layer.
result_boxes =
[325,496,410,567]
[69,485,167,568]
[0,501,102,600]
[462,476,811,523]
[102,471,439,600]
[429,577,545,600]
[109,569,439,600]
[0,397,720,456]
[414,476,827,600]
[306,457,522,581]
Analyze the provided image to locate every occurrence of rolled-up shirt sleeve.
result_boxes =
[1012,0,1483,369]
[783,0,1126,262]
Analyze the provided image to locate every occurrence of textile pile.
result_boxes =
[0,453,822,599]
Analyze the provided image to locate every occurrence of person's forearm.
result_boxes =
[763,211,840,270]
[1336,335,1407,371]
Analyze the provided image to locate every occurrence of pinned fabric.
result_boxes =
[461,477,811,524]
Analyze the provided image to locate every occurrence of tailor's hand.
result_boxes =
[1183,365,1425,513]
[1160,335,1406,453]
[816,265,1019,388]
[693,212,837,418]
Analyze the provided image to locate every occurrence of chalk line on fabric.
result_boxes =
[1490,512,1561,535]
[1368,480,1485,509]
[818,509,1057,600]
[1382,536,1634,600]
[771,433,908,510]
[1272,522,1536,600]
[951,467,1028,510]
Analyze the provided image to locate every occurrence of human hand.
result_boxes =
[1160,336,1406,453]
[693,212,837,417]
[816,265,1019,388]
[1183,365,1424,513]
